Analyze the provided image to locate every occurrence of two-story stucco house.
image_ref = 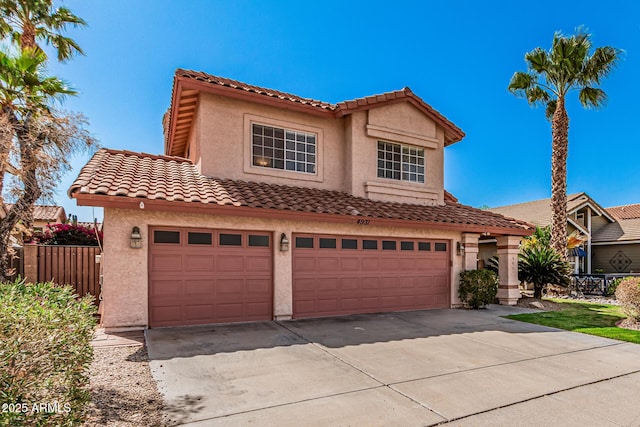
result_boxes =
[69,70,531,330]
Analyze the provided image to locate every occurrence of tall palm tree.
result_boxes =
[508,30,621,258]
[0,0,86,61]
[0,47,75,279]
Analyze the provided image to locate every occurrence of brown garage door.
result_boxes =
[148,228,273,327]
[293,234,450,318]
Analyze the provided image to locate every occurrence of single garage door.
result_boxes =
[293,234,450,318]
[148,228,273,327]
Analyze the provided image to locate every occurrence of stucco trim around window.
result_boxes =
[366,124,439,149]
[243,114,324,182]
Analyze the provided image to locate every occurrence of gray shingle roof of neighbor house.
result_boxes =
[591,204,640,242]
[68,149,533,235]
[487,192,614,227]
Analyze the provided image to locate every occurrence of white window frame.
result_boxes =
[377,141,425,183]
[243,114,323,182]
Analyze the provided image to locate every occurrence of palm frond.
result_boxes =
[578,86,606,109]
[525,86,550,106]
[525,47,550,73]
[545,99,557,120]
[581,46,622,85]
[508,71,536,96]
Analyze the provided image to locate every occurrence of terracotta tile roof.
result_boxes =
[176,69,337,111]
[488,193,613,227]
[606,204,640,220]
[6,204,66,222]
[69,149,531,233]
[167,70,465,156]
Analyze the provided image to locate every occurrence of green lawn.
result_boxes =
[505,299,640,344]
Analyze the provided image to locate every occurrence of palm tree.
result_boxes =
[0,48,75,279]
[0,0,86,61]
[508,30,621,259]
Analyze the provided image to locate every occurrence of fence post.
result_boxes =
[23,245,38,283]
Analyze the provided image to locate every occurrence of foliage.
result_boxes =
[0,278,96,426]
[520,225,551,251]
[518,245,571,299]
[484,255,499,274]
[615,277,640,321]
[607,277,624,297]
[32,223,102,246]
[508,29,621,257]
[458,269,499,309]
[0,0,96,281]
[506,299,640,344]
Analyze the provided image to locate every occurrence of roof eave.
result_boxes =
[71,193,532,236]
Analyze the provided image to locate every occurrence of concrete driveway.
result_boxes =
[146,306,640,426]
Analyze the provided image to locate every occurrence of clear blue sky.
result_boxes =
[48,0,640,221]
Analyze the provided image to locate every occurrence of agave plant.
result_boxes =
[519,245,571,299]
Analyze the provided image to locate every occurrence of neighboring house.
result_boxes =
[6,204,67,233]
[487,193,640,274]
[69,70,531,330]
[592,204,640,273]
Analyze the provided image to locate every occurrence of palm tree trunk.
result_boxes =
[550,96,569,260]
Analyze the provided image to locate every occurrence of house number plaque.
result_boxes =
[357,219,370,225]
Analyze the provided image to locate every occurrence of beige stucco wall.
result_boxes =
[102,207,466,329]
[191,93,446,205]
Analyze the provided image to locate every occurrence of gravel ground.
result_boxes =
[83,345,164,426]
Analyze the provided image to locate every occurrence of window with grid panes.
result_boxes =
[252,124,316,174]
[377,141,425,183]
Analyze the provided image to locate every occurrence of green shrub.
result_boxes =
[607,277,624,297]
[615,277,640,321]
[0,279,97,427]
[458,269,499,309]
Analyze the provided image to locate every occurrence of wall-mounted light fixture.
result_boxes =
[456,241,465,256]
[130,226,142,249]
[279,233,290,252]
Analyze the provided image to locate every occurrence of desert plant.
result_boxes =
[0,278,96,426]
[484,255,499,274]
[615,277,640,321]
[458,269,499,309]
[518,245,571,299]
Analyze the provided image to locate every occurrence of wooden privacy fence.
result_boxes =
[23,244,101,303]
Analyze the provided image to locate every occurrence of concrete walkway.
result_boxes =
[146,306,640,426]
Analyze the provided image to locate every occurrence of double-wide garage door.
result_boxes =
[148,228,273,327]
[148,227,451,327]
[293,234,451,318]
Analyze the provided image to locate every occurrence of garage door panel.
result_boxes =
[294,257,316,271]
[185,255,215,271]
[150,254,183,272]
[184,304,214,321]
[184,280,214,296]
[245,255,271,271]
[151,306,182,325]
[361,258,380,271]
[293,234,450,319]
[217,255,245,271]
[149,228,273,327]
[340,258,360,271]
[150,279,181,297]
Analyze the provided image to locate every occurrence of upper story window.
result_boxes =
[377,141,425,183]
[252,123,316,174]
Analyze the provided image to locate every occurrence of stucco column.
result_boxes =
[273,228,293,320]
[462,233,480,271]
[496,235,521,305]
